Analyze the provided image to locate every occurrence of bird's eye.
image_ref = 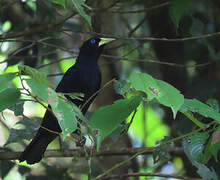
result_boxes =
[90,39,96,44]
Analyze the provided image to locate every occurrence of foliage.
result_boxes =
[1,0,220,179]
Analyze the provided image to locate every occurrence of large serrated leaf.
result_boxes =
[0,88,21,112]
[52,99,78,138]
[25,79,58,106]
[72,0,91,26]
[0,73,17,92]
[18,65,53,87]
[129,72,184,118]
[181,99,220,123]
[25,79,82,138]
[89,96,141,149]
[187,132,209,163]
[183,138,218,180]
[129,72,159,100]
[156,79,184,118]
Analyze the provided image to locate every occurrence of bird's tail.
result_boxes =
[19,132,57,164]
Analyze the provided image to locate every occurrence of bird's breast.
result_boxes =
[77,66,101,94]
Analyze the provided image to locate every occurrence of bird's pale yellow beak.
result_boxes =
[99,38,115,46]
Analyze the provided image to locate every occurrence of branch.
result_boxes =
[93,122,216,179]
[102,54,211,68]
[102,172,202,180]
[0,147,184,160]
[86,31,220,42]
[0,12,76,39]
[94,2,170,14]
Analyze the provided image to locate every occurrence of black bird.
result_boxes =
[19,37,111,164]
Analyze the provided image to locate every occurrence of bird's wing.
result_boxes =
[55,66,83,93]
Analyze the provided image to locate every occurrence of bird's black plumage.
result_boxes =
[19,37,105,164]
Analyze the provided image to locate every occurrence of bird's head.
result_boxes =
[79,37,114,58]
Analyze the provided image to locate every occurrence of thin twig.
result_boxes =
[0,12,77,39]
[0,147,184,160]
[102,172,202,180]
[94,2,170,14]
[85,31,220,42]
[93,121,217,179]
[80,78,116,111]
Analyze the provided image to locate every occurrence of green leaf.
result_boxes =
[183,138,218,180]
[89,96,141,149]
[18,65,53,87]
[25,79,82,138]
[169,0,191,28]
[207,98,219,112]
[0,88,21,112]
[114,79,131,95]
[181,99,220,123]
[129,72,159,100]
[52,99,78,138]
[156,79,184,118]
[129,72,184,118]
[50,0,66,8]
[25,79,58,106]
[153,136,171,163]
[205,129,220,162]
[71,0,91,26]
[0,73,17,92]
[186,132,209,163]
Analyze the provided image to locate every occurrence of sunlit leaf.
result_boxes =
[18,65,53,87]
[129,72,184,118]
[156,79,184,118]
[52,99,78,138]
[25,79,58,106]
[129,72,159,100]
[89,96,141,149]
[25,79,80,137]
